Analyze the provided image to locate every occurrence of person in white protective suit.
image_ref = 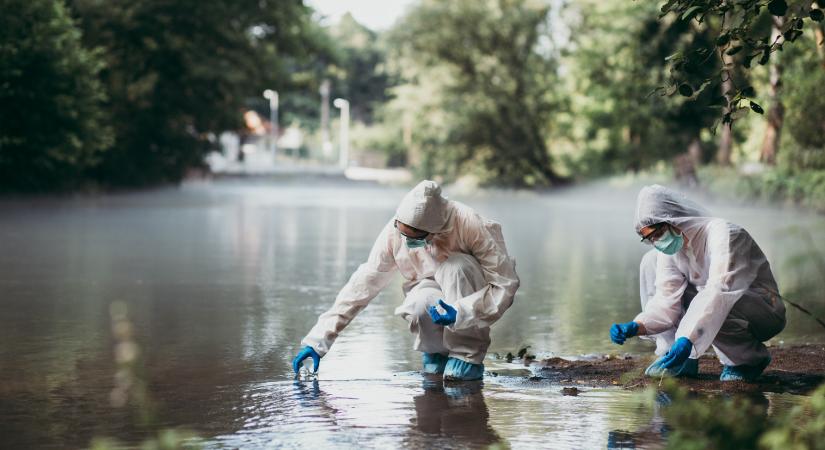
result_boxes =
[609,185,786,381]
[291,180,520,381]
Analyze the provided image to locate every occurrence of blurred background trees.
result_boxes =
[0,0,112,191]
[2,0,825,195]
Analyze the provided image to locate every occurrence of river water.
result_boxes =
[0,178,822,449]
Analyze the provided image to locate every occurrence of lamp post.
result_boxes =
[333,98,350,169]
[263,89,279,155]
[319,80,332,158]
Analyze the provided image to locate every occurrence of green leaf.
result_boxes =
[750,101,764,114]
[664,51,683,61]
[768,0,788,16]
[682,6,703,21]
[660,0,679,14]
[726,45,743,55]
[678,83,694,97]
[811,9,824,21]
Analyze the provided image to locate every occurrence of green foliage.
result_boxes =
[0,0,112,191]
[561,1,721,176]
[656,379,825,450]
[700,166,825,212]
[327,14,392,124]
[69,0,331,186]
[657,0,824,123]
[386,0,564,187]
[760,383,825,449]
[781,31,825,168]
[349,119,407,166]
[659,379,769,450]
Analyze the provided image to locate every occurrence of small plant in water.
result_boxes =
[652,378,825,450]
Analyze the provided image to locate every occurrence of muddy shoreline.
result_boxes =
[520,344,825,395]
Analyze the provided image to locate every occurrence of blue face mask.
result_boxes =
[653,228,684,255]
[405,236,428,249]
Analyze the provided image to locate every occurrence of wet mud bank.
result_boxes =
[522,344,825,395]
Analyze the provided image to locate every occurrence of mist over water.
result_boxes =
[0,178,820,448]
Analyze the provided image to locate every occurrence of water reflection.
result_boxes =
[607,391,670,450]
[407,377,500,447]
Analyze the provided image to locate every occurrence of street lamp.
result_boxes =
[333,98,349,169]
[263,89,279,155]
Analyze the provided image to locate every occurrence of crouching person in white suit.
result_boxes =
[292,180,520,381]
[610,185,786,382]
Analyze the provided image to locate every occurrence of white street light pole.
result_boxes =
[333,98,350,169]
[263,89,279,155]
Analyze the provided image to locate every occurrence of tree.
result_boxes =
[327,13,392,124]
[69,0,332,186]
[759,15,786,165]
[657,0,825,125]
[0,0,112,191]
[387,0,564,187]
[563,0,720,176]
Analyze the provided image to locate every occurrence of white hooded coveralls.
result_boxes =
[301,181,520,364]
[634,185,786,366]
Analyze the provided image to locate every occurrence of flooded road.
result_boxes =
[0,178,822,448]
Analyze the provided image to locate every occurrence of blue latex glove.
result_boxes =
[649,337,693,372]
[610,321,639,345]
[428,299,457,326]
[292,346,321,374]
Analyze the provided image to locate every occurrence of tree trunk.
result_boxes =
[814,19,825,69]
[716,12,735,166]
[717,124,733,165]
[687,136,702,165]
[759,16,785,165]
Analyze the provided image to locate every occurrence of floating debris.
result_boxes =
[561,387,580,396]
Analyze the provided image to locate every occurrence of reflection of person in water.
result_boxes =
[607,391,671,450]
[291,379,341,428]
[407,378,501,446]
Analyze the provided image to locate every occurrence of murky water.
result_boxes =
[0,177,822,448]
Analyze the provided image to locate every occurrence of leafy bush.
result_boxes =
[657,379,825,450]
[0,0,112,191]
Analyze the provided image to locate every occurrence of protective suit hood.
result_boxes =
[634,184,711,242]
[395,180,453,234]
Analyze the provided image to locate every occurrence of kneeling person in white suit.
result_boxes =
[292,180,520,381]
[610,185,786,381]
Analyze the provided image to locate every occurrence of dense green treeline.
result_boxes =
[1,0,333,190]
[2,0,824,192]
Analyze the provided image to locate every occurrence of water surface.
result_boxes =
[0,178,821,448]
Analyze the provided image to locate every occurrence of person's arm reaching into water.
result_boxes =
[633,253,689,336]
[299,220,398,357]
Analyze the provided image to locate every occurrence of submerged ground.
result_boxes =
[514,344,825,395]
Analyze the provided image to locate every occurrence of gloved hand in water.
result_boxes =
[646,337,693,375]
[292,346,321,374]
[610,321,639,345]
[428,299,457,326]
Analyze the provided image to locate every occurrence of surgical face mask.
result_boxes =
[405,236,429,249]
[653,228,684,255]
